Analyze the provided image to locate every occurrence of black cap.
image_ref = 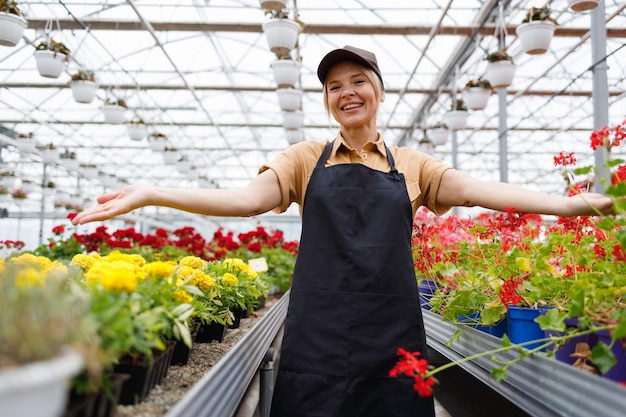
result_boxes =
[317,45,384,88]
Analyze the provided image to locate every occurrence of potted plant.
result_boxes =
[15,132,37,153]
[270,52,302,88]
[40,142,59,164]
[0,1,27,47]
[282,109,304,130]
[0,256,93,417]
[80,163,99,179]
[102,97,128,124]
[515,7,557,55]
[427,122,449,146]
[484,48,516,89]
[441,98,469,131]
[162,146,180,164]
[10,187,27,199]
[34,39,70,78]
[417,136,434,154]
[0,183,9,198]
[127,115,147,141]
[262,8,303,57]
[276,87,302,111]
[567,0,599,12]
[147,131,168,152]
[259,0,288,12]
[70,70,98,104]
[60,149,79,172]
[462,78,494,111]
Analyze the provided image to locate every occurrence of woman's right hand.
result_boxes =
[71,184,151,225]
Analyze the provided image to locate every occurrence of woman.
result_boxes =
[72,46,614,417]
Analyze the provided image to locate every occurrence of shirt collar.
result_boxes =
[331,132,387,158]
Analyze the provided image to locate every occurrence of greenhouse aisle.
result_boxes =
[429,347,531,417]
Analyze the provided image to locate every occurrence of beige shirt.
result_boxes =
[259,132,453,218]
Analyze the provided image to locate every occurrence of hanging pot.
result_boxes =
[515,20,556,55]
[285,128,304,145]
[70,80,98,104]
[102,104,127,124]
[484,61,516,90]
[0,11,27,47]
[262,18,301,57]
[427,127,449,147]
[127,123,147,141]
[276,88,302,111]
[270,59,301,88]
[567,0,599,12]
[41,149,59,164]
[148,135,168,152]
[15,137,38,153]
[462,87,492,111]
[442,110,469,131]
[259,0,288,12]
[282,110,303,129]
[162,150,180,164]
[34,50,68,79]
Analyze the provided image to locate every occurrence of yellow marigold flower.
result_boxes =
[105,251,146,267]
[0,258,6,274]
[15,267,45,287]
[72,254,97,270]
[47,261,68,276]
[197,274,216,291]
[515,257,532,273]
[10,253,52,271]
[179,256,206,269]
[143,261,176,278]
[173,289,193,304]
[85,260,139,292]
[222,273,239,286]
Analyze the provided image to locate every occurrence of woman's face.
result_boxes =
[324,61,383,129]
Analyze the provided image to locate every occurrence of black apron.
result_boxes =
[270,142,435,417]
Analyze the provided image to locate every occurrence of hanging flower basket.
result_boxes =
[162,148,180,164]
[34,50,68,79]
[148,133,168,152]
[40,147,59,164]
[427,126,449,146]
[0,11,27,47]
[285,128,303,145]
[567,0,599,12]
[259,0,289,12]
[276,88,302,111]
[516,20,556,55]
[70,80,97,104]
[442,110,469,131]
[15,134,37,153]
[463,87,492,111]
[485,60,516,90]
[282,110,303,129]
[270,58,301,88]
[127,117,147,141]
[262,18,301,57]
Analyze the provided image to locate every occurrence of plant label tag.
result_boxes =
[249,257,268,272]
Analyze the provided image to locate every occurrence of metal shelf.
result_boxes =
[422,309,626,417]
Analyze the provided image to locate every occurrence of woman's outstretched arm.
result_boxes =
[436,169,615,217]
[71,169,283,225]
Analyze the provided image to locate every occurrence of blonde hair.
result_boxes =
[322,65,384,116]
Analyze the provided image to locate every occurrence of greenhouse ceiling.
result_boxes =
[0,0,625,223]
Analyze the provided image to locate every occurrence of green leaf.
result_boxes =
[491,367,507,382]
[614,320,626,339]
[591,342,617,374]
[535,308,566,332]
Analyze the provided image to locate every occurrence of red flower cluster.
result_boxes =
[498,277,524,308]
[553,151,577,167]
[389,347,436,397]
